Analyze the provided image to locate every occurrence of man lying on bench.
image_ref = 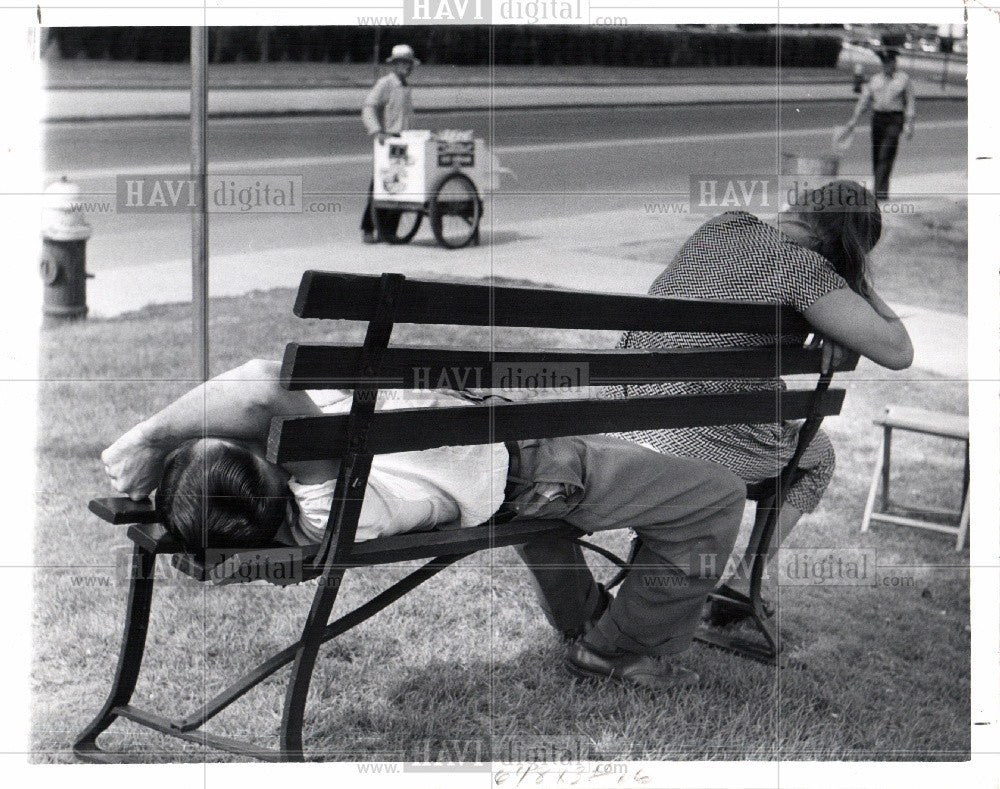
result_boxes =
[101,359,746,692]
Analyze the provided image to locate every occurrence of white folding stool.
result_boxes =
[861,405,970,551]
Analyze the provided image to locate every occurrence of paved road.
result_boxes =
[46,101,966,274]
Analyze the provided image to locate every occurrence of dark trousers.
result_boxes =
[871,111,905,201]
[507,436,745,657]
[360,178,401,237]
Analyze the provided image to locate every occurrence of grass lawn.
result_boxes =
[31,208,969,762]
[867,198,967,314]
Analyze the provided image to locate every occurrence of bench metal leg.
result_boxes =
[744,495,772,570]
[746,499,776,610]
[73,544,157,762]
[695,608,779,664]
[279,568,347,762]
[694,498,780,664]
[74,551,463,762]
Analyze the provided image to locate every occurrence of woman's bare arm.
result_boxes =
[803,288,914,371]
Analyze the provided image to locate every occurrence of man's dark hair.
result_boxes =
[877,47,899,64]
[156,438,288,550]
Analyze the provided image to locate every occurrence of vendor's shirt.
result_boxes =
[863,71,914,117]
[283,389,509,545]
[361,72,413,135]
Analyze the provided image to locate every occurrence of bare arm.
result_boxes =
[903,77,916,138]
[846,82,872,129]
[102,359,328,499]
[803,288,914,371]
[361,78,387,136]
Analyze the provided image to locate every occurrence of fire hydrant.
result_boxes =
[40,176,93,323]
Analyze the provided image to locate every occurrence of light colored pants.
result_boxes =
[507,436,745,657]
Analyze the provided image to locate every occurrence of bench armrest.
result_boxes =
[89,497,160,525]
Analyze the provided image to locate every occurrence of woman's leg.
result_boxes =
[729,428,836,586]
[765,504,803,564]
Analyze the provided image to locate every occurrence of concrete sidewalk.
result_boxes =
[84,168,968,380]
[44,78,967,123]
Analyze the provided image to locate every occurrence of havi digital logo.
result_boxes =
[404,0,490,23]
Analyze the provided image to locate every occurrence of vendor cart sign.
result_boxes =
[436,129,476,168]
[437,140,475,168]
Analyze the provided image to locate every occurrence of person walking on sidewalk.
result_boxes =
[845,48,915,201]
[360,44,419,243]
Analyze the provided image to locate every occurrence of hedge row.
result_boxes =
[45,26,843,68]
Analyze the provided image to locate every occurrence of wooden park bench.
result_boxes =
[74,271,856,762]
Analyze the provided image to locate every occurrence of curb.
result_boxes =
[43,77,967,123]
[46,92,967,124]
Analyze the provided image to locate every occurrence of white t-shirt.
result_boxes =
[284,390,509,544]
[863,71,913,115]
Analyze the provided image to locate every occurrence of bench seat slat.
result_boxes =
[280,343,859,390]
[294,271,813,334]
[101,510,582,583]
[268,388,845,463]
[169,521,583,585]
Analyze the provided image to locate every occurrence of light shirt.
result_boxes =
[361,73,414,135]
[285,389,509,544]
[860,71,915,119]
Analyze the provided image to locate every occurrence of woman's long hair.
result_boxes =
[796,180,882,297]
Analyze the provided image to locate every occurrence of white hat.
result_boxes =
[386,44,421,64]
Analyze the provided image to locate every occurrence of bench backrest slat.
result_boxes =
[267,388,845,463]
[281,343,859,390]
[294,271,813,334]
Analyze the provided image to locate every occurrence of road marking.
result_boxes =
[48,120,966,182]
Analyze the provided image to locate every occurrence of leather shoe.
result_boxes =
[565,639,699,691]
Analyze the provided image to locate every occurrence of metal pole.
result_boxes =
[373,27,381,81]
[191,26,210,382]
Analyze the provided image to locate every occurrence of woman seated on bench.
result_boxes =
[605,180,914,623]
[101,359,746,692]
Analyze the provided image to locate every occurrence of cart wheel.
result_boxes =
[429,172,482,249]
[377,209,423,244]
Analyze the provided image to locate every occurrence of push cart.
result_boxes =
[370,129,493,249]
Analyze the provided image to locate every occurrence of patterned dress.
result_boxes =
[603,210,848,513]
